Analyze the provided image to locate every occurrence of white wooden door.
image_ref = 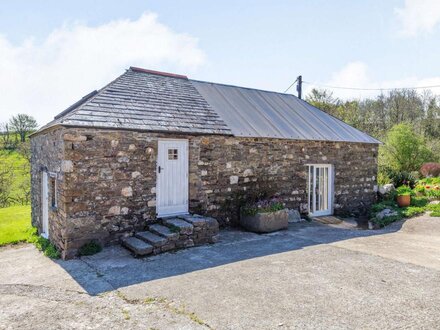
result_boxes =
[156,139,189,217]
[41,172,49,238]
[308,164,333,217]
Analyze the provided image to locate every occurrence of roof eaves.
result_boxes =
[29,122,64,138]
[298,98,381,144]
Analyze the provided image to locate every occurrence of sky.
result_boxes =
[1,0,440,126]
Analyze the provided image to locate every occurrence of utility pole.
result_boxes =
[296,75,302,99]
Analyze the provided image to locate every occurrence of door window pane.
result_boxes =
[168,148,178,160]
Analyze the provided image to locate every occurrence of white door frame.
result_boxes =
[41,171,49,238]
[156,139,189,217]
[307,164,333,217]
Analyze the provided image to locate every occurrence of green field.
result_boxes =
[0,149,30,205]
[0,205,32,246]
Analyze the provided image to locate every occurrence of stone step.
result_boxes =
[177,214,207,227]
[121,237,153,256]
[177,214,219,230]
[135,231,168,247]
[148,224,179,241]
[162,218,194,235]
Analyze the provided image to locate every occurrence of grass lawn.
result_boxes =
[0,150,29,204]
[0,204,33,246]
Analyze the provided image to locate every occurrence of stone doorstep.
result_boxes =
[135,231,168,247]
[162,218,194,235]
[177,214,206,226]
[148,224,179,241]
[121,237,153,256]
[177,214,219,229]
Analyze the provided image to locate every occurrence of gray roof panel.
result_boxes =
[191,80,380,143]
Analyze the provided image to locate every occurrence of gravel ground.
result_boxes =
[1,214,439,329]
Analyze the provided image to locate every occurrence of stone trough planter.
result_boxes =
[240,209,289,233]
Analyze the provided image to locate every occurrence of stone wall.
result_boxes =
[30,128,66,253]
[31,126,378,258]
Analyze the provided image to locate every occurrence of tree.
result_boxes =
[9,114,38,143]
[381,123,433,173]
[17,141,31,163]
[423,97,440,139]
[0,122,12,149]
[306,88,340,117]
[0,161,14,207]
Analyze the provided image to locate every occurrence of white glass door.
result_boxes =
[308,165,333,216]
[41,172,49,238]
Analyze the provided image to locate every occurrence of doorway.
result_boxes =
[307,164,333,216]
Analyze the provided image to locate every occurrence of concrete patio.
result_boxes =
[1,215,439,329]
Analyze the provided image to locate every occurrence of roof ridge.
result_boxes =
[130,66,188,79]
[189,78,296,98]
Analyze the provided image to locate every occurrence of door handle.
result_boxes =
[158,166,162,173]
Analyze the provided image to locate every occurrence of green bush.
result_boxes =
[431,211,440,217]
[370,200,397,214]
[78,241,102,256]
[396,185,412,196]
[373,214,403,228]
[427,203,440,212]
[377,170,391,185]
[381,124,432,173]
[385,169,417,188]
[410,197,429,207]
[27,234,60,259]
[370,197,434,227]
[401,206,425,217]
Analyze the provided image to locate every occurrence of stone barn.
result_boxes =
[30,67,380,258]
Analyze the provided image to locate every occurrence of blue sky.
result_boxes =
[1,0,440,125]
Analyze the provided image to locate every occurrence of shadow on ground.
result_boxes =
[55,219,405,295]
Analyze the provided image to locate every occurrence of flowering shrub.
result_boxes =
[241,197,285,216]
[385,169,417,188]
[420,163,440,178]
[414,177,440,198]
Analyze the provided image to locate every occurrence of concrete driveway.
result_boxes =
[1,215,439,329]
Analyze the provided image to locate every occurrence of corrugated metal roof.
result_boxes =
[191,80,380,144]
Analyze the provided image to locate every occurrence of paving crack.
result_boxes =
[115,290,214,329]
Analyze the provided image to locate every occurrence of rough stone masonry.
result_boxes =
[31,127,378,258]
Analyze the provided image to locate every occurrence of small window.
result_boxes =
[168,148,178,160]
[49,173,57,208]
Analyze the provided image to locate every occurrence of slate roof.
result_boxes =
[40,67,231,135]
[37,67,379,144]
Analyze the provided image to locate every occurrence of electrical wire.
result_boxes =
[302,81,440,91]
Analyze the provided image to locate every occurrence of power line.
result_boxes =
[283,77,298,93]
[302,80,440,91]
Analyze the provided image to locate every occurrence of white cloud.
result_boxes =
[304,61,440,100]
[0,13,206,126]
[395,0,440,37]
